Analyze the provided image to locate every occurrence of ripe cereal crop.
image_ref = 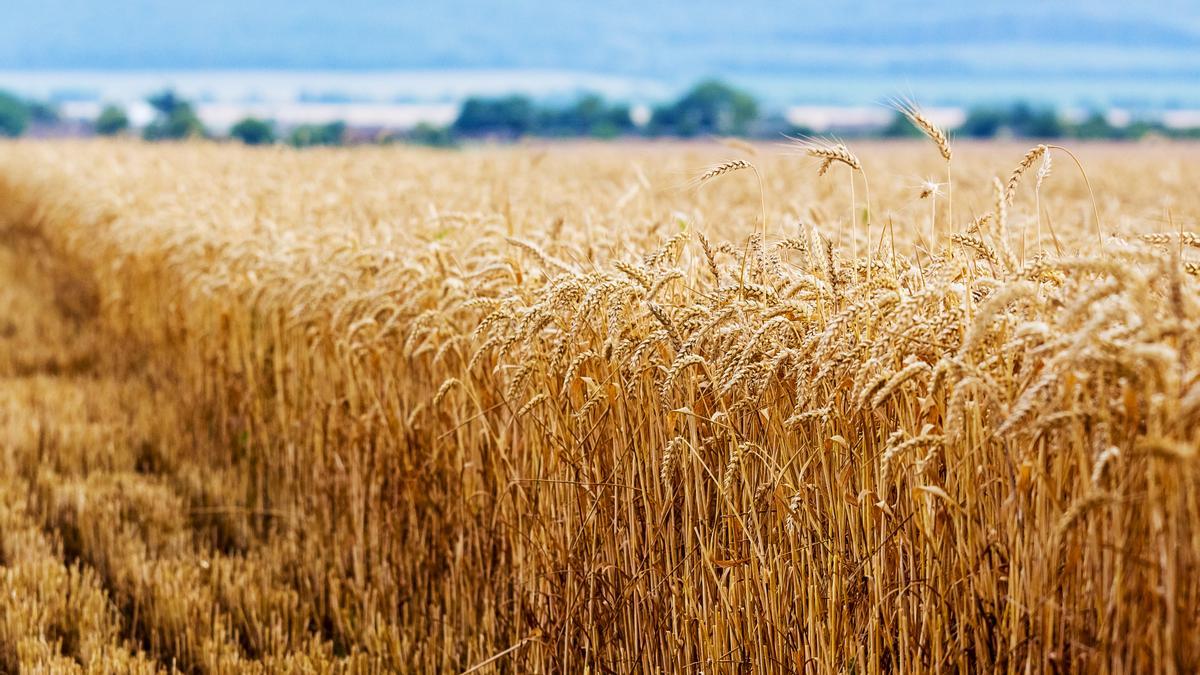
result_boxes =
[0,137,1198,672]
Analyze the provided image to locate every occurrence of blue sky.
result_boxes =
[3,1,1200,106]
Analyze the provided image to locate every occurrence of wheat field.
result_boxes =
[0,136,1197,673]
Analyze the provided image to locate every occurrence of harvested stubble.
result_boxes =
[0,139,1198,673]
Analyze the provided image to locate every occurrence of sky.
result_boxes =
[3,1,1200,107]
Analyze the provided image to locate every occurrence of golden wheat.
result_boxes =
[0,138,1197,673]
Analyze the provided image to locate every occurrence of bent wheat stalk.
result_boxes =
[895,99,953,238]
[793,138,872,279]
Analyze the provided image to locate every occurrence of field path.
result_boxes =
[0,230,349,672]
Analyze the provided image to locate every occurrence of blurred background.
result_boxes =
[2,0,1199,145]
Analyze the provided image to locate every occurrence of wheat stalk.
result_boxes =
[894,99,952,161]
[1006,145,1048,206]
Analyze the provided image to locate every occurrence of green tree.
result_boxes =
[452,95,536,138]
[579,95,633,138]
[957,106,1006,138]
[537,94,634,138]
[1018,105,1065,138]
[229,117,275,145]
[881,112,923,138]
[0,91,29,137]
[94,104,130,136]
[26,101,59,125]
[649,80,759,137]
[1070,112,1117,139]
[1122,120,1164,140]
[958,103,1064,139]
[288,121,345,147]
[407,122,456,147]
[143,90,205,140]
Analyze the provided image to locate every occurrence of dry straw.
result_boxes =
[0,133,1195,673]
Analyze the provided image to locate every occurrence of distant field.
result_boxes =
[0,139,1197,672]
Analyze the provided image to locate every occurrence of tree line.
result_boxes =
[2,81,1198,145]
